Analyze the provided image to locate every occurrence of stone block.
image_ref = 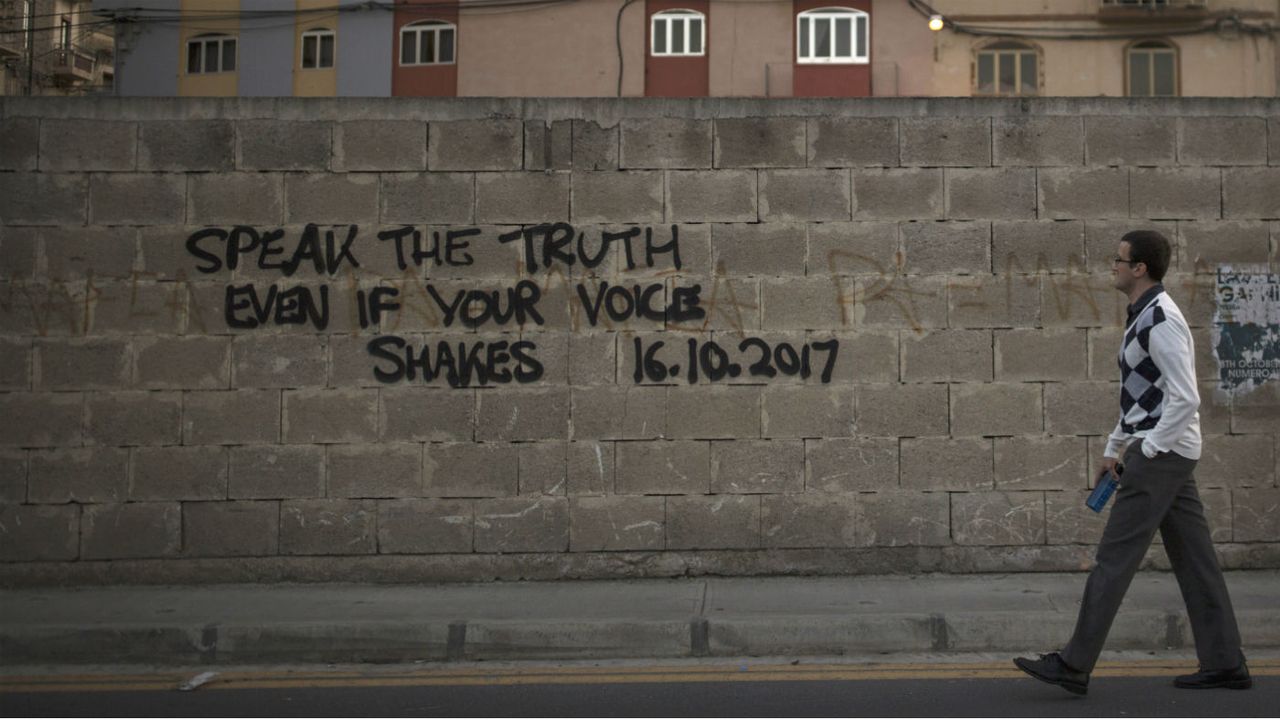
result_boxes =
[138,119,235,172]
[335,120,427,171]
[0,173,87,225]
[426,442,518,497]
[952,491,1045,545]
[187,173,283,226]
[1232,488,1280,542]
[761,386,854,439]
[666,277,757,332]
[995,328,1087,381]
[85,391,182,447]
[808,117,898,167]
[666,170,757,222]
[1197,381,1232,436]
[900,221,990,275]
[851,168,943,220]
[474,496,569,552]
[853,491,950,546]
[380,172,475,225]
[39,226,138,280]
[81,502,180,559]
[1045,490,1108,544]
[283,388,378,444]
[1084,116,1175,166]
[238,120,331,171]
[667,386,761,439]
[0,227,38,279]
[0,392,82,448]
[28,447,128,503]
[228,445,324,499]
[524,119,572,171]
[1178,117,1267,166]
[808,222,898,277]
[1039,272,1125,328]
[329,443,422,498]
[1178,221,1270,271]
[571,171,663,224]
[761,493,858,549]
[855,383,948,437]
[946,168,1036,220]
[823,331,899,384]
[131,445,227,501]
[667,494,760,549]
[710,439,803,493]
[183,500,279,557]
[995,435,1088,491]
[992,221,1086,274]
[0,338,29,390]
[87,281,185,335]
[135,336,230,390]
[0,117,39,170]
[855,275,949,330]
[620,118,712,169]
[572,120,619,170]
[1163,272,1215,328]
[280,499,376,555]
[806,437,898,493]
[1043,382,1119,435]
[571,386,666,440]
[900,117,990,167]
[0,504,78,561]
[1232,380,1279,434]
[951,383,1043,436]
[1038,167,1129,219]
[0,451,25,502]
[232,335,328,388]
[40,119,136,171]
[569,495,665,551]
[284,173,380,224]
[1084,219,1178,273]
[565,441,616,495]
[429,119,523,171]
[183,389,280,445]
[993,116,1084,166]
[714,117,806,168]
[1196,434,1275,488]
[759,169,852,222]
[1130,168,1221,220]
[136,226,215,281]
[568,333,618,386]
[89,173,186,226]
[377,498,473,553]
[476,387,570,441]
[475,172,570,223]
[380,386,475,442]
[710,223,806,277]
[760,276,847,331]
[902,329,993,382]
[901,438,993,490]
[615,440,709,494]
[1199,487,1233,542]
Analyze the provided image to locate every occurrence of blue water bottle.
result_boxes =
[1086,470,1120,513]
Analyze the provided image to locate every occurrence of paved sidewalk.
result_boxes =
[2,571,1276,666]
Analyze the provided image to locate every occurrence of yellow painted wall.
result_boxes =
[178,0,239,96]
[293,0,337,96]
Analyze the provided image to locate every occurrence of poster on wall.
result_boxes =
[1212,265,1280,395]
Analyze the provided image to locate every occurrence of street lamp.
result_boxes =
[928,14,944,31]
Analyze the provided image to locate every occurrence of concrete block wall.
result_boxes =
[1,97,1278,586]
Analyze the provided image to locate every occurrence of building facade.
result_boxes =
[1,0,114,96]
[88,0,1280,98]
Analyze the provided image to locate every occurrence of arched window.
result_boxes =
[301,27,335,70]
[401,20,456,66]
[1127,40,1178,96]
[974,40,1040,96]
[797,8,868,64]
[186,33,236,75]
[651,9,705,57]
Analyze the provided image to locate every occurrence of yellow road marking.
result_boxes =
[4,660,1277,694]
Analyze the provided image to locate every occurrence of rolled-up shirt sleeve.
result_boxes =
[1142,321,1200,457]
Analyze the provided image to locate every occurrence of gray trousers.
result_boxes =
[1061,441,1243,673]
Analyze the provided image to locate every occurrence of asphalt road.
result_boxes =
[3,659,1276,717]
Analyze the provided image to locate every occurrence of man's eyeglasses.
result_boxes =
[1112,257,1140,266]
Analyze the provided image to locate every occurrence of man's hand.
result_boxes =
[1097,456,1119,485]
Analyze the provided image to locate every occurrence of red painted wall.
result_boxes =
[644,0,710,97]
[792,0,871,98]
[393,0,459,97]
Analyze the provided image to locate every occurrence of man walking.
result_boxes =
[1014,230,1250,695]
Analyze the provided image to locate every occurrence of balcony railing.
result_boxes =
[1101,0,1207,7]
[1099,0,1208,22]
[49,44,96,81]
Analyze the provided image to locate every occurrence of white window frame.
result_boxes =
[60,17,71,49]
[974,41,1040,97]
[301,27,336,70]
[650,9,706,57]
[400,20,456,66]
[186,34,237,75]
[797,8,868,65]
[1127,41,1178,97]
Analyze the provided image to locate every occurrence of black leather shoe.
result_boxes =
[1014,652,1090,696]
[1174,662,1252,689]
